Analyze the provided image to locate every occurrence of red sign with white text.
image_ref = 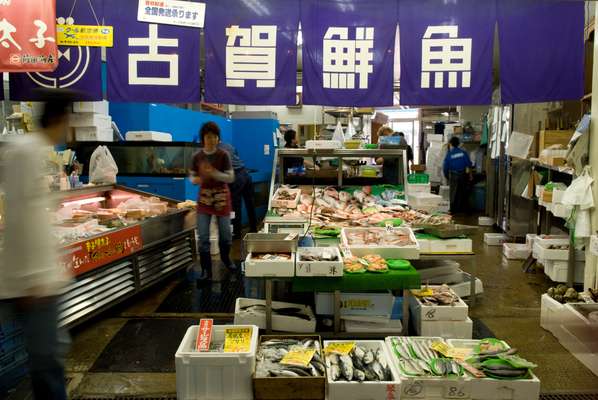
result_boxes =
[60,225,143,277]
[0,0,58,72]
[196,319,214,352]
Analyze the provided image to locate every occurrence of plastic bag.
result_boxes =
[89,145,118,184]
[332,121,345,144]
[562,166,594,210]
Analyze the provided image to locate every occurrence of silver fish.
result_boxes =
[339,354,354,381]
[353,346,366,360]
[353,368,366,382]
[330,364,341,381]
[270,369,300,377]
[370,361,386,381]
[363,349,375,365]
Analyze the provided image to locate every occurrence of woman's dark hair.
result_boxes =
[284,130,296,146]
[449,136,460,148]
[200,121,221,144]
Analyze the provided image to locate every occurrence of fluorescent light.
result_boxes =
[62,197,106,208]
[442,112,450,117]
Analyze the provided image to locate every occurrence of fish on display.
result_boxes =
[255,338,325,379]
[325,344,394,382]
[239,304,313,321]
[390,337,464,378]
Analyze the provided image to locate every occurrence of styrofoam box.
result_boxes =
[341,227,420,260]
[533,242,583,262]
[525,234,538,248]
[544,259,585,283]
[478,216,494,226]
[450,272,484,298]
[305,140,342,150]
[406,182,431,194]
[315,291,394,316]
[233,298,316,333]
[557,304,598,376]
[503,243,531,260]
[73,100,109,114]
[271,188,301,209]
[416,317,473,339]
[483,233,507,246]
[447,339,540,400]
[540,294,567,340]
[409,288,469,321]
[439,185,450,201]
[68,112,111,128]
[344,318,403,333]
[126,131,172,142]
[244,253,295,277]
[296,247,343,277]
[418,238,432,253]
[427,238,472,254]
[535,235,569,248]
[324,340,401,400]
[408,192,442,207]
[384,337,472,400]
[175,324,259,400]
[75,127,113,142]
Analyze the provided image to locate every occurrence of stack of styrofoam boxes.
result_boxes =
[175,324,259,400]
[437,185,450,213]
[315,291,402,333]
[0,312,27,395]
[70,101,113,142]
[447,339,541,400]
[407,192,443,213]
[409,287,472,339]
[533,235,585,283]
[483,233,507,246]
[503,243,531,260]
[426,135,446,184]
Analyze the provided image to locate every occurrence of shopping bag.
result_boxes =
[89,145,118,184]
[562,166,594,210]
[332,121,345,144]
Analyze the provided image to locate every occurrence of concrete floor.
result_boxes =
[6,221,598,399]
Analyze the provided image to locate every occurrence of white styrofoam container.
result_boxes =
[344,318,403,333]
[271,188,301,209]
[408,192,442,207]
[557,304,598,376]
[427,238,473,254]
[525,234,538,248]
[406,182,431,194]
[244,253,295,277]
[305,140,342,150]
[324,340,401,400]
[540,294,567,340]
[315,291,394,316]
[557,323,598,376]
[415,317,473,339]
[533,243,583,262]
[478,216,494,226]
[125,130,173,142]
[437,200,450,213]
[233,298,316,333]
[503,243,531,260]
[409,288,469,321]
[535,235,569,248]
[175,324,259,400]
[68,112,111,128]
[75,126,113,142]
[341,227,420,260]
[439,185,450,201]
[296,247,343,277]
[544,259,585,283]
[73,100,109,114]
[449,272,484,298]
[447,339,540,400]
[483,233,507,246]
[385,337,472,399]
[418,238,432,253]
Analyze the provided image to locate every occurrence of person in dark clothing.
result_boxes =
[396,132,414,165]
[443,136,473,214]
[282,130,304,173]
[218,142,258,239]
[376,126,402,184]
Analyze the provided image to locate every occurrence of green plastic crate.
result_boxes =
[407,173,429,184]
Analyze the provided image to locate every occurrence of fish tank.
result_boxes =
[70,142,200,176]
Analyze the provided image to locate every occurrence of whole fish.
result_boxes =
[363,349,375,365]
[353,368,366,382]
[370,361,386,381]
[330,364,341,381]
[339,354,354,381]
[270,369,300,377]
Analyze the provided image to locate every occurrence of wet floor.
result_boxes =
[6,218,598,398]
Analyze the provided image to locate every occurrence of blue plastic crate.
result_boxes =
[0,348,28,374]
[0,361,28,393]
[0,332,25,358]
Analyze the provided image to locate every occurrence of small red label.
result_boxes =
[196,319,213,352]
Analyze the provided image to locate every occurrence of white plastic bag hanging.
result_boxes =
[562,166,594,210]
[345,121,356,140]
[332,121,345,144]
[89,145,118,184]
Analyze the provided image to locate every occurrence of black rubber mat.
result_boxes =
[90,318,198,373]
[156,277,245,314]
[472,318,496,339]
[541,395,598,400]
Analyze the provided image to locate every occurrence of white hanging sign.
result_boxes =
[137,0,206,28]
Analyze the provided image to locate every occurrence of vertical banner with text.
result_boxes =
[301,0,397,107]
[105,0,200,103]
[204,0,300,105]
[497,0,584,104]
[398,0,495,106]
[9,0,104,101]
[0,0,58,72]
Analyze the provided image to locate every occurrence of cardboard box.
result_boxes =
[539,130,574,151]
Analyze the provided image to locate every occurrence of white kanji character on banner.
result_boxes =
[128,24,178,86]
[225,25,277,88]
[0,18,21,50]
[421,25,472,89]
[323,26,374,90]
[29,19,55,49]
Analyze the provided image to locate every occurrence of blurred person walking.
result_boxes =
[0,91,75,399]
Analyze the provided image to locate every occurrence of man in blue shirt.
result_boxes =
[218,142,258,238]
[443,136,472,214]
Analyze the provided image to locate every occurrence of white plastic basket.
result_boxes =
[175,324,259,400]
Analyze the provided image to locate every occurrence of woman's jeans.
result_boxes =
[197,213,232,253]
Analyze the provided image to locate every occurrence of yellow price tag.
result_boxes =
[431,341,451,357]
[57,24,114,47]
[223,327,252,353]
[447,348,474,361]
[324,342,355,355]
[412,288,434,297]
[280,348,316,367]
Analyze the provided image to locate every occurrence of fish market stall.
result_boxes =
[52,184,196,327]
